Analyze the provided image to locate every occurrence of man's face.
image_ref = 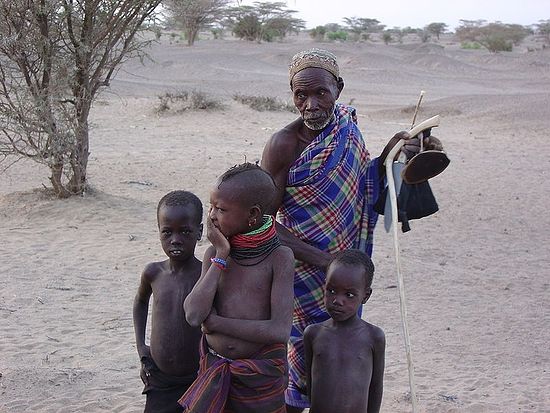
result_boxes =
[291,67,341,131]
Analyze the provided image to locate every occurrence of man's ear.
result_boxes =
[362,287,372,304]
[336,76,344,98]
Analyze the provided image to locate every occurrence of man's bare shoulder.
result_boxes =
[266,119,302,152]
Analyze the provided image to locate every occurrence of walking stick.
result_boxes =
[384,114,440,413]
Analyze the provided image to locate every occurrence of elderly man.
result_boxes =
[261,48,441,412]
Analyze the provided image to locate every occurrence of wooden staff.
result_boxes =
[384,114,440,413]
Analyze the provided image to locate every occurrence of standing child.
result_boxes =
[304,250,385,413]
[133,190,203,413]
[180,162,295,413]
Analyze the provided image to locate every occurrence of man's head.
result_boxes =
[288,48,344,131]
[289,48,340,84]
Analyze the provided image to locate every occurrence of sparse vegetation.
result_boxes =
[425,22,448,40]
[456,20,530,52]
[327,30,348,42]
[163,0,229,46]
[461,42,482,50]
[342,17,385,41]
[226,2,305,43]
[0,0,161,198]
[156,90,224,113]
[233,94,296,112]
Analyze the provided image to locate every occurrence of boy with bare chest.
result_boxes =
[180,163,295,413]
[304,250,385,413]
[133,191,203,412]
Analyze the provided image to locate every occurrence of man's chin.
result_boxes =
[304,117,331,131]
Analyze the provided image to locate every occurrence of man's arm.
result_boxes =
[261,133,332,270]
[367,327,386,413]
[378,132,444,177]
[202,246,295,344]
[132,264,154,359]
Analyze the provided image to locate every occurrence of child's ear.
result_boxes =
[362,287,372,304]
[249,204,262,221]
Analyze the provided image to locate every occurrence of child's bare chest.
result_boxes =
[314,332,374,368]
[216,263,273,318]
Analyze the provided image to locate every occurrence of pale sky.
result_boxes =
[240,0,549,30]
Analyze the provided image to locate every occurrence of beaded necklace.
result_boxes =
[229,215,281,264]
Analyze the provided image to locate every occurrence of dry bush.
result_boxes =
[156,90,224,113]
[233,94,296,112]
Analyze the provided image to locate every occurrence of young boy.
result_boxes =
[133,190,203,413]
[180,162,295,413]
[303,250,386,413]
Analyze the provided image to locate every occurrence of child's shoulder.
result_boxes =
[304,319,329,339]
[360,320,385,343]
[141,260,168,280]
[271,245,294,264]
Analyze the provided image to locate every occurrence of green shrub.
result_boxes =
[461,41,482,49]
[233,94,296,112]
[327,30,348,41]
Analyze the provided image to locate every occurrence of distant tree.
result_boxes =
[535,19,550,45]
[0,0,161,197]
[228,1,304,42]
[382,31,393,45]
[342,17,385,41]
[425,22,447,40]
[164,0,230,46]
[456,20,530,52]
[309,25,327,41]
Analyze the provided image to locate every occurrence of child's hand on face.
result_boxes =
[206,215,230,257]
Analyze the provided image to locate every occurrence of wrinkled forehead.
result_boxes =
[289,48,339,83]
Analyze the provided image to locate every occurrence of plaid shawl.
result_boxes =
[179,336,288,413]
[278,104,380,407]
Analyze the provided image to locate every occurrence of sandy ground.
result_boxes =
[1,34,549,412]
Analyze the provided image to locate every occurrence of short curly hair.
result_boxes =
[217,162,277,212]
[328,249,375,288]
[157,190,203,224]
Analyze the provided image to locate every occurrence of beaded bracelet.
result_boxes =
[210,257,227,270]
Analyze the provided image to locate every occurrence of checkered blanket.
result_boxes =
[278,104,380,407]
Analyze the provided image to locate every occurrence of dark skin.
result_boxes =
[261,67,442,274]
[184,176,295,361]
[133,204,203,377]
[304,262,385,413]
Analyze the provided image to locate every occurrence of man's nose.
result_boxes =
[306,96,319,111]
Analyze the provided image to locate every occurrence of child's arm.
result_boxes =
[132,264,154,359]
[303,325,315,402]
[202,246,294,344]
[367,327,386,413]
[184,218,230,327]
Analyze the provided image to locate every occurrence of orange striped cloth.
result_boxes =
[178,335,288,413]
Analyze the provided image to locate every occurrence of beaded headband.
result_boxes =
[289,48,340,82]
